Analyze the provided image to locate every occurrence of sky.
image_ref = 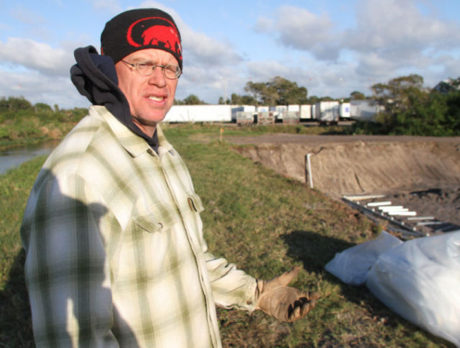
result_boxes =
[1,0,460,109]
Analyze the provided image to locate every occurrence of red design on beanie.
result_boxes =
[126,17,182,59]
[101,8,183,69]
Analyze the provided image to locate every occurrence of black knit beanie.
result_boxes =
[101,8,182,70]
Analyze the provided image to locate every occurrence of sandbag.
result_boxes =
[366,231,460,346]
[325,231,402,285]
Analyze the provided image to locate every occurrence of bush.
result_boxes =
[0,97,32,113]
[352,90,460,136]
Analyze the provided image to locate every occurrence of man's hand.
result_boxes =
[256,267,319,322]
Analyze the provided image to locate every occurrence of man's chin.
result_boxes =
[133,113,166,126]
[132,115,165,137]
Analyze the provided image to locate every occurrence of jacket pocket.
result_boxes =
[133,213,164,233]
[187,192,204,213]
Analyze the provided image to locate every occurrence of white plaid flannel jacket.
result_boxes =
[21,105,257,347]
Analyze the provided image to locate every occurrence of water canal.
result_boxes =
[0,142,57,175]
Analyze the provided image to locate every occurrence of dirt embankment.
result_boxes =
[230,134,460,228]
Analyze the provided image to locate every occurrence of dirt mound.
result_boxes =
[232,135,460,199]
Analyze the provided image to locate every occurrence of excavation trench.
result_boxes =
[230,134,460,228]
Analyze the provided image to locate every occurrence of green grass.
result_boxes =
[0,124,454,347]
[0,156,45,347]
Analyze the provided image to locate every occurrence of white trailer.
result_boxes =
[284,105,300,124]
[165,105,233,123]
[231,105,256,124]
[300,104,312,120]
[339,102,351,119]
[314,101,340,123]
[269,105,288,122]
[350,100,383,122]
[256,105,269,113]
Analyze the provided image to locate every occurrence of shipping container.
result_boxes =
[287,104,300,112]
[269,105,287,122]
[300,104,312,120]
[311,104,317,120]
[232,105,256,124]
[234,112,254,125]
[257,112,275,125]
[339,102,351,119]
[256,105,269,113]
[314,101,340,123]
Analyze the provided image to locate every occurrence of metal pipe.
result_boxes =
[305,153,314,189]
[387,211,417,216]
[378,205,406,211]
[367,201,392,207]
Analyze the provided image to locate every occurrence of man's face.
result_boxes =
[115,48,179,136]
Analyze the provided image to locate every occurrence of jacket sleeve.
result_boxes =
[204,251,258,311]
[183,182,258,312]
[21,171,118,347]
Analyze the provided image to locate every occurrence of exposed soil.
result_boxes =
[229,134,460,235]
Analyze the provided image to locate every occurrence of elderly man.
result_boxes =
[20,8,317,347]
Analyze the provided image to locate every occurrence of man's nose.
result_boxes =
[148,66,166,86]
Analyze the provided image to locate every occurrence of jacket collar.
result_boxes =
[91,105,172,157]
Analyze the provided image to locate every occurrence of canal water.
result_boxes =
[0,142,57,175]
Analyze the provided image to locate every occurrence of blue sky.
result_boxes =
[1,0,460,108]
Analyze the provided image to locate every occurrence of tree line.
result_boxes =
[0,97,87,148]
[353,74,460,136]
[177,74,460,136]
[2,74,459,137]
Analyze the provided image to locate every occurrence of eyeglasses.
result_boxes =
[121,60,182,79]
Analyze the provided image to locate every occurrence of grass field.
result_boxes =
[0,124,454,347]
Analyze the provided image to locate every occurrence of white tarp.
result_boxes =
[325,231,460,346]
[325,231,402,285]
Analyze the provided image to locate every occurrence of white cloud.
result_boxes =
[254,0,460,93]
[246,60,292,82]
[275,6,334,50]
[0,69,88,108]
[354,52,398,79]
[429,53,460,80]
[2,0,458,107]
[338,0,460,87]
[182,31,243,67]
[345,0,460,55]
[0,37,88,108]
[177,59,248,103]
[0,38,73,76]
[255,5,340,60]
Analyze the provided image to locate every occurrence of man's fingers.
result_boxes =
[287,294,318,321]
[300,299,315,317]
[291,305,301,320]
